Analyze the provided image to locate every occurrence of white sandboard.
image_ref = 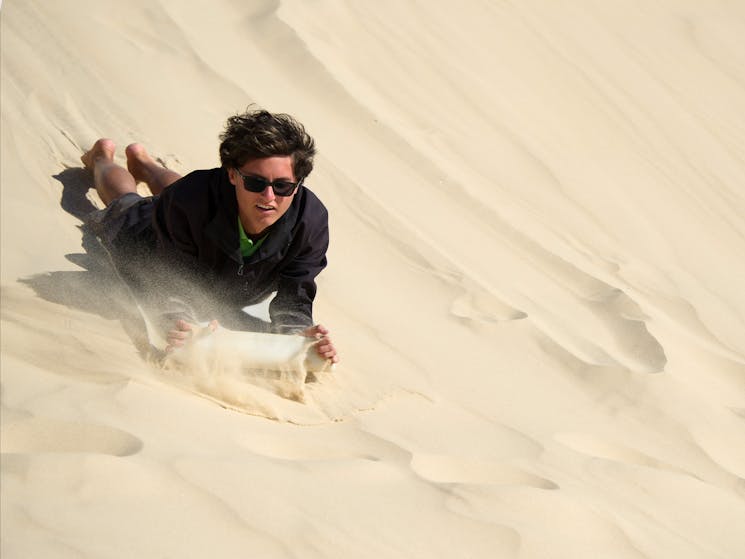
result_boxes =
[155,319,332,374]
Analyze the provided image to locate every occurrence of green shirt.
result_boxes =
[238,217,267,258]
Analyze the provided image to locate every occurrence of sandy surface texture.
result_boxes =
[2,1,745,557]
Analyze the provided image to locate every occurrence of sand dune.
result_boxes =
[2,1,745,557]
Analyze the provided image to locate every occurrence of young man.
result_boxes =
[82,109,337,363]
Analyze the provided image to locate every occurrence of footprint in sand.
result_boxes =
[450,290,528,323]
[0,417,143,456]
[410,453,558,489]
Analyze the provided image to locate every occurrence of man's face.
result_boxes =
[228,156,297,236]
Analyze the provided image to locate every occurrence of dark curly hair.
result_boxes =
[219,108,316,181]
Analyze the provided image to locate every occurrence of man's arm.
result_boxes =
[268,205,329,333]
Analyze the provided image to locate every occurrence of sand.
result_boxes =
[2,1,745,557]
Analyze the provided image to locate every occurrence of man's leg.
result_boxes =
[81,139,137,206]
[125,143,182,196]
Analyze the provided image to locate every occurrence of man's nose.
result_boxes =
[261,185,276,199]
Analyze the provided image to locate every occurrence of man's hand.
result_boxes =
[303,324,339,364]
[165,319,218,353]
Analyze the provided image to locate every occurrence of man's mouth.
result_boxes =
[256,204,275,212]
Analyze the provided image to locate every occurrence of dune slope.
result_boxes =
[2,1,744,557]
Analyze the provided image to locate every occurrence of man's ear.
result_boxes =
[226,168,238,187]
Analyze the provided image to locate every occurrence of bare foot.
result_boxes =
[81,138,116,170]
[126,143,182,194]
[125,143,159,184]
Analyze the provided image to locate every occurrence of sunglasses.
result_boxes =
[234,168,301,197]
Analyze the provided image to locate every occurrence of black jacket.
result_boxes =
[151,168,329,333]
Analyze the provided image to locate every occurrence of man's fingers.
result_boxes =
[166,320,194,351]
[169,320,193,341]
[164,339,184,353]
[166,337,186,348]
[168,329,191,341]
[165,319,219,352]
[175,319,193,332]
[314,338,339,363]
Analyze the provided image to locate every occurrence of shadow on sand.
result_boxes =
[18,167,154,358]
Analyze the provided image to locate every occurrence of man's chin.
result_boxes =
[247,217,276,235]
